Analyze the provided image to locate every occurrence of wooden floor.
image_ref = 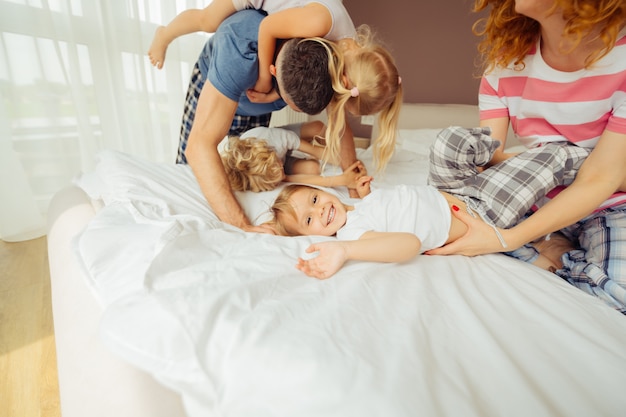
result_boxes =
[0,236,61,417]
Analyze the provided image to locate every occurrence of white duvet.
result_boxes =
[75,130,626,417]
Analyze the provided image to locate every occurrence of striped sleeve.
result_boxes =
[478,76,510,120]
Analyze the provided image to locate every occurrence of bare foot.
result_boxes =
[531,232,575,272]
[532,254,559,273]
[148,26,168,69]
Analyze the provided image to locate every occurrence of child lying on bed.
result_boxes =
[266,127,586,279]
[221,121,366,192]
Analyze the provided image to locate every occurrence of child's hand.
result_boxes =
[296,241,349,279]
[356,176,373,198]
[246,88,281,103]
[341,160,368,189]
[252,75,274,95]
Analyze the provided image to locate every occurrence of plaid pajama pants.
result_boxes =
[557,208,626,314]
[428,126,589,228]
[176,63,272,164]
[430,126,626,314]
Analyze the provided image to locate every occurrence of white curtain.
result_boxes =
[0,0,211,241]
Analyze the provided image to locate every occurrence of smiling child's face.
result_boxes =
[283,187,350,236]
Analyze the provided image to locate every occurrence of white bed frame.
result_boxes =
[44,103,548,417]
[48,187,186,416]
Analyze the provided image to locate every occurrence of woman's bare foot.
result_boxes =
[531,232,576,273]
[148,26,168,69]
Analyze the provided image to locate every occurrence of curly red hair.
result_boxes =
[473,0,626,72]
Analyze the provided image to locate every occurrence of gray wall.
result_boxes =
[343,0,485,105]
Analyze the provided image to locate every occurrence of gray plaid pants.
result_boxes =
[428,126,591,229]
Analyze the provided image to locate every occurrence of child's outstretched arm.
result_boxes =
[297,231,421,279]
[253,3,333,94]
[148,0,237,69]
[285,161,368,189]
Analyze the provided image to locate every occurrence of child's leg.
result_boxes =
[148,0,237,68]
[299,120,326,145]
[286,157,321,176]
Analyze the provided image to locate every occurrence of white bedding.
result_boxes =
[74,129,626,417]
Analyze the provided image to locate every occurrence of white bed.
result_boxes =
[47,103,626,417]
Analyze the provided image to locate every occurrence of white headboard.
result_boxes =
[382,103,479,131]
[300,102,518,148]
[372,102,519,147]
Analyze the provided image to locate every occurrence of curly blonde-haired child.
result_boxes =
[220,122,366,192]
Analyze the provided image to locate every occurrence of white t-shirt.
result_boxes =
[219,126,301,162]
[479,28,626,211]
[231,0,356,41]
[337,185,451,253]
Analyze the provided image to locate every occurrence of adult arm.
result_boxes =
[337,122,360,197]
[427,128,626,256]
[482,116,520,166]
[185,81,268,232]
[296,231,422,279]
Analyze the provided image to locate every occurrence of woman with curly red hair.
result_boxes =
[428,0,626,314]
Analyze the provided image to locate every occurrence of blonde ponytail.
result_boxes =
[324,25,403,171]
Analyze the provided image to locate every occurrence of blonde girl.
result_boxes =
[324,25,403,173]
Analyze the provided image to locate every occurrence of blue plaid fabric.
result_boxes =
[508,207,626,315]
[176,63,272,164]
[176,64,203,164]
[430,126,626,315]
[558,207,626,314]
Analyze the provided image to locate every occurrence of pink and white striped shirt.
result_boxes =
[479,29,626,211]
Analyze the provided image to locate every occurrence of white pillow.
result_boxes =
[396,128,442,156]
[75,150,288,225]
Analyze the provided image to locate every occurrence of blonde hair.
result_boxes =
[324,25,403,172]
[220,136,284,192]
[267,184,308,236]
[473,0,626,73]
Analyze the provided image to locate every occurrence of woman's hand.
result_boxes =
[296,241,348,279]
[425,207,513,256]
